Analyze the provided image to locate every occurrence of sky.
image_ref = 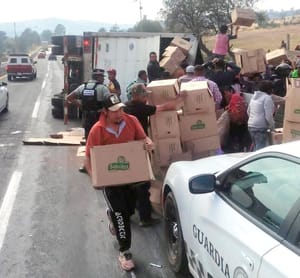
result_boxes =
[0,0,300,24]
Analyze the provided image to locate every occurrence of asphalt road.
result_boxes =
[0,56,192,278]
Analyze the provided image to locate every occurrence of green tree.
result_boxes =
[98,27,107,32]
[109,24,120,32]
[162,0,258,57]
[54,24,66,35]
[18,28,41,52]
[0,31,7,55]
[256,11,269,27]
[130,19,163,32]
[40,29,53,42]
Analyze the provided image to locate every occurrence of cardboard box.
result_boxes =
[180,81,215,114]
[150,111,180,139]
[162,46,186,63]
[284,78,300,122]
[170,36,192,54]
[153,137,182,167]
[231,8,256,27]
[266,49,300,66]
[159,56,180,75]
[232,48,266,74]
[183,135,220,154]
[270,128,283,145]
[147,79,179,105]
[90,141,154,188]
[283,121,300,143]
[179,112,218,142]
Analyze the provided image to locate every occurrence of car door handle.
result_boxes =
[242,253,254,271]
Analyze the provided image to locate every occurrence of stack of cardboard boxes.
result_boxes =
[159,36,192,76]
[179,81,220,159]
[147,79,183,168]
[283,78,300,142]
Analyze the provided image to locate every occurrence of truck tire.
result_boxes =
[51,96,64,108]
[51,107,64,119]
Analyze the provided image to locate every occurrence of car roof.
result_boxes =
[255,140,300,157]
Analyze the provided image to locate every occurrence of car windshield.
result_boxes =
[222,156,300,233]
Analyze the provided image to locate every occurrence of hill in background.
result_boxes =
[0,18,133,37]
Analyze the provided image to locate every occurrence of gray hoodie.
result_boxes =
[247,90,275,130]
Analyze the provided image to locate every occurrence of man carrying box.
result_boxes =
[84,94,154,271]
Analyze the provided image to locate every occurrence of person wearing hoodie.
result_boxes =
[247,80,275,151]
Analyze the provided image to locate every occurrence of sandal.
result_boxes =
[119,251,135,271]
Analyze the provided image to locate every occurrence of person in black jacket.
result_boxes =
[147,51,162,82]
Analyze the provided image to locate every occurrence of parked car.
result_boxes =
[0,81,9,113]
[163,140,300,278]
[6,54,37,81]
[37,51,46,59]
[48,53,57,61]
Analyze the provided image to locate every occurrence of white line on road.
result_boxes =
[31,65,49,118]
[0,171,22,252]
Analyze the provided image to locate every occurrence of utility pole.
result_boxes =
[13,22,17,53]
[139,0,143,21]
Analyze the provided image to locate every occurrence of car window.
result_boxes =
[10,58,17,63]
[222,157,300,234]
[21,58,29,63]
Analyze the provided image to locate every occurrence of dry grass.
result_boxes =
[204,24,300,55]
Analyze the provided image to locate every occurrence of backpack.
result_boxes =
[228,93,248,125]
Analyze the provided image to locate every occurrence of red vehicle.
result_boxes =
[6,54,37,81]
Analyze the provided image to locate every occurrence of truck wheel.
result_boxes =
[51,107,64,119]
[51,96,64,108]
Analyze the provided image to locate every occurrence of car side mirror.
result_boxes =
[189,174,216,194]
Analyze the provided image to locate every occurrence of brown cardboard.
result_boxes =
[284,78,300,122]
[179,112,218,142]
[159,56,179,75]
[231,8,256,27]
[90,141,154,188]
[147,79,179,105]
[150,111,180,139]
[270,128,283,145]
[153,137,182,167]
[170,151,193,163]
[283,121,300,143]
[266,49,300,66]
[180,81,215,114]
[232,48,266,74]
[162,46,186,63]
[170,36,192,54]
[183,135,220,155]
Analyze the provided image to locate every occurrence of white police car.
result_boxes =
[0,81,9,113]
[162,140,300,278]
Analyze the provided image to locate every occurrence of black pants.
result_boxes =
[83,111,100,139]
[135,181,152,221]
[102,185,136,252]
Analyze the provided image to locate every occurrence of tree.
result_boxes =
[162,0,258,58]
[54,24,66,35]
[256,11,269,27]
[40,30,53,42]
[0,31,7,55]
[18,28,41,52]
[130,19,163,32]
[98,27,107,32]
[109,24,120,32]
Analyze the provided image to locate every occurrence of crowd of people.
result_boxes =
[65,30,300,270]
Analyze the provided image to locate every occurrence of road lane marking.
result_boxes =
[31,65,49,118]
[0,171,22,252]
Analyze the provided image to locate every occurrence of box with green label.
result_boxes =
[179,112,218,141]
[90,141,154,188]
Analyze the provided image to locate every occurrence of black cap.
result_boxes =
[103,94,125,111]
[92,69,105,76]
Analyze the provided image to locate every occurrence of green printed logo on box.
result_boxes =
[291,129,300,137]
[108,156,130,171]
[191,120,205,130]
[293,109,300,114]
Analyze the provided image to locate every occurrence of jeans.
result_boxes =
[248,127,268,151]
